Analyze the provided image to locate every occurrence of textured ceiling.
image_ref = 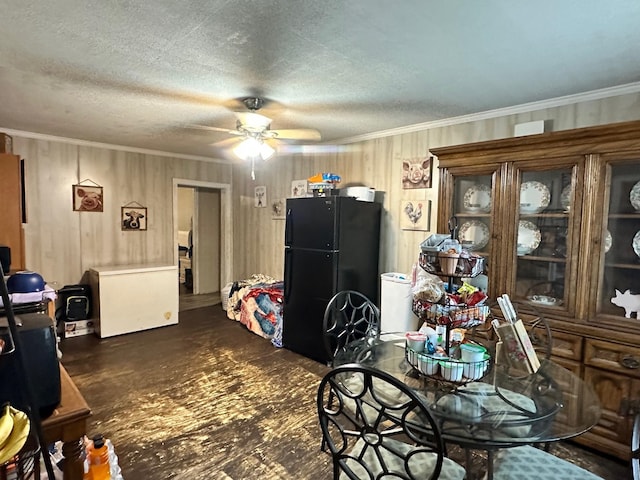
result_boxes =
[1,0,640,159]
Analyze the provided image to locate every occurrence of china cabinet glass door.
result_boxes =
[449,172,495,294]
[598,160,640,321]
[513,164,580,312]
[453,175,493,252]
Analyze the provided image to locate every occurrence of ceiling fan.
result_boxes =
[191,97,322,162]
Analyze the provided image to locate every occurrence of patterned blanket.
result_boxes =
[226,274,284,347]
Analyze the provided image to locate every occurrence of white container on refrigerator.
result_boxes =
[380,272,418,333]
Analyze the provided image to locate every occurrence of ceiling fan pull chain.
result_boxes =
[251,157,256,180]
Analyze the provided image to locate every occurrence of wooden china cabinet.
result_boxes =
[431,120,640,460]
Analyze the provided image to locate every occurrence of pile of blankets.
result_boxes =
[226,274,284,347]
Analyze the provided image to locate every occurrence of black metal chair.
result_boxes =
[317,364,466,480]
[322,290,380,367]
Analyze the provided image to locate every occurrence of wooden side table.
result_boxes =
[41,365,91,480]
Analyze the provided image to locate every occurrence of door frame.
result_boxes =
[172,178,233,293]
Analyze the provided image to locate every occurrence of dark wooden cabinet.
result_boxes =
[0,153,25,272]
[431,120,640,459]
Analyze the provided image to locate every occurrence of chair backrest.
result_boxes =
[522,310,553,361]
[633,413,640,480]
[317,363,446,480]
[322,290,380,365]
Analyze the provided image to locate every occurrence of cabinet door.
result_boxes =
[583,366,636,459]
[594,157,640,328]
[0,154,24,272]
[438,164,503,297]
[509,158,584,316]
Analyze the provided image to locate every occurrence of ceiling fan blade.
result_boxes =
[234,112,272,129]
[185,124,238,134]
[210,137,243,148]
[267,128,322,142]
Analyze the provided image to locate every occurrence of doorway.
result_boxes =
[173,179,233,311]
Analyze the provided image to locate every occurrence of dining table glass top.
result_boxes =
[333,336,602,449]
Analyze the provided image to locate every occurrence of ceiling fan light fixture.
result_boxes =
[259,141,275,160]
[233,137,275,161]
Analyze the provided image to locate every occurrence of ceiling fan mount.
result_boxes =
[242,97,265,111]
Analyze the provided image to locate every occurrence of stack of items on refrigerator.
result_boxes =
[307,172,341,197]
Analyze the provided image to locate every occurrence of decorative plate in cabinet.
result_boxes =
[463,184,492,213]
[517,220,541,256]
[560,185,572,212]
[630,180,640,211]
[458,220,490,251]
[520,181,550,214]
[633,230,640,259]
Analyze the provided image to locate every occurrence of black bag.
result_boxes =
[56,284,92,322]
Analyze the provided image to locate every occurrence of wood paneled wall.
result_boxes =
[231,91,640,286]
[9,91,640,291]
[12,137,231,287]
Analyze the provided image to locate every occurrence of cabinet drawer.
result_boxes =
[550,330,583,361]
[584,339,640,378]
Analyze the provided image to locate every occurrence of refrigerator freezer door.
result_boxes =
[285,197,338,250]
[283,248,338,364]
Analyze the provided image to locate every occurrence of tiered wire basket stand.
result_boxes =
[409,224,491,385]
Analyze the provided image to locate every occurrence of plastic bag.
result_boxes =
[412,268,446,304]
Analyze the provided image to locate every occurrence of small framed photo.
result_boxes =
[73,185,103,212]
[291,179,308,198]
[400,200,431,231]
[271,198,286,220]
[121,206,147,231]
[255,186,267,207]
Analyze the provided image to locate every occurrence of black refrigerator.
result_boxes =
[282,196,382,364]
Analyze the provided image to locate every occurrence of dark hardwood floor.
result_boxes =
[178,283,221,311]
[58,306,630,479]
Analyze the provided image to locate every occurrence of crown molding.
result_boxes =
[5,82,640,154]
[0,127,228,164]
[335,82,640,144]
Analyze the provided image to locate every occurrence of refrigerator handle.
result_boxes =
[284,249,292,303]
[285,208,293,246]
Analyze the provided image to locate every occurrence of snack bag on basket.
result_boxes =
[411,269,446,304]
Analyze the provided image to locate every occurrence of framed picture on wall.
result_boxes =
[402,155,433,189]
[121,206,147,231]
[400,200,431,231]
[271,198,285,219]
[291,179,308,198]
[255,186,267,207]
[72,184,104,212]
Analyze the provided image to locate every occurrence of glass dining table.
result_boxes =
[333,335,602,479]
